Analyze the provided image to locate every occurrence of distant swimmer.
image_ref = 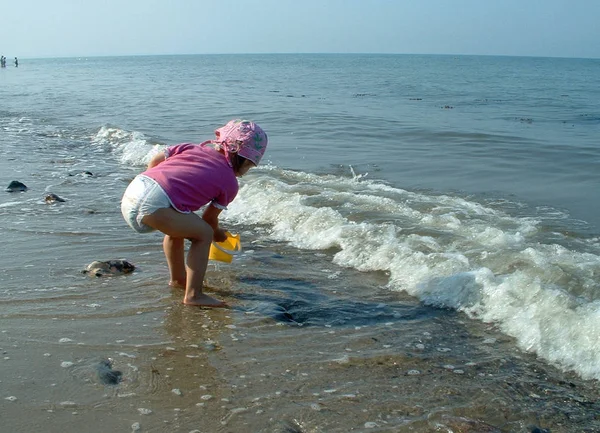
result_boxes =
[14,57,18,67]
[0,56,5,68]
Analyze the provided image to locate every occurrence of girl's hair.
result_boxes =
[229,153,251,174]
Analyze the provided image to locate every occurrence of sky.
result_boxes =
[1,0,599,59]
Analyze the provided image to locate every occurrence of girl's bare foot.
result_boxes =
[183,293,228,308]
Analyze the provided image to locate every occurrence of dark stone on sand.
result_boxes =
[44,193,66,203]
[96,359,123,385]
[6,181,28,192]
[83,260,135,277]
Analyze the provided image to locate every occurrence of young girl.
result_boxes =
[121,119,268,307]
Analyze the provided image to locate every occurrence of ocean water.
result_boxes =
[1,54,599,432]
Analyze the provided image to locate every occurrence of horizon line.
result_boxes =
[12,52,600,61]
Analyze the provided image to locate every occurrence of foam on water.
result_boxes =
[92,127,162,167]
[224,167,600,379]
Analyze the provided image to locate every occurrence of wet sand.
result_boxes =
[2,247,599,433]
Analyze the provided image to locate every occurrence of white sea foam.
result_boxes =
[226,168,600,379]
[0,201,25,208]
[92,126,162,166]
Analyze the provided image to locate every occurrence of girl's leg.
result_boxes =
[163,235,186,288]
[142,208,226,307]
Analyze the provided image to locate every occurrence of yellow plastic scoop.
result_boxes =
[208,232,242,263]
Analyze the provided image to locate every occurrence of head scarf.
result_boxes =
[204,119,268,167]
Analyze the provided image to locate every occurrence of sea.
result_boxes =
[0,54,599,432]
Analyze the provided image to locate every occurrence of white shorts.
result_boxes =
[121,175,172,233]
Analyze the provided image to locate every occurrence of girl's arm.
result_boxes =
[146,152,166,170]
[202,204,227,242]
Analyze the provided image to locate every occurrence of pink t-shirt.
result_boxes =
[143,143,238,212]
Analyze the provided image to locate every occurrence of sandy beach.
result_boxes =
[2,242,599,432]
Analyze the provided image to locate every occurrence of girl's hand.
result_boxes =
[213,228,228,243]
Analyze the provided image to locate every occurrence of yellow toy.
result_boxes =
[208,232,242,263]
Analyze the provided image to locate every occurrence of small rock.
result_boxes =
[83,260,135,277]
[96,359,123,385]
[6,181,28,192]
[44,193,66,203]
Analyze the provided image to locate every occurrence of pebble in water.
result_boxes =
[44,193,66,203]
[96,359,123,385]
[83,260,136,277]
[5,181,28,192]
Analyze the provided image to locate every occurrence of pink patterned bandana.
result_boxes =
[211,119,268,166]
